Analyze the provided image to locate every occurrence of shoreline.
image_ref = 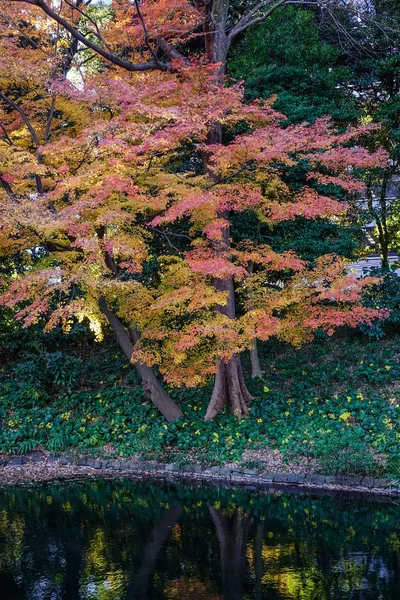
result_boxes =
[0,456,399,499]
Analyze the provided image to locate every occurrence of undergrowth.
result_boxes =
[0,330,399,476]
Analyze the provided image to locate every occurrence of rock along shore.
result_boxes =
[0,452,399,497]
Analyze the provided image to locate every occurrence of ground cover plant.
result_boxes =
[1,324,399,478]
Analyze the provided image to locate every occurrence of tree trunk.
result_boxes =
[205,354,252,421]
[98,298,183,422]
[201,2,252,419]
[367,171,391,269]
[379,171,391,269]
[250,339,262,379]
[247,255,262,379]
[205,223,253,420]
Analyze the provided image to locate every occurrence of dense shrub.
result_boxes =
[359,267,400,339]
[318,429,376,476]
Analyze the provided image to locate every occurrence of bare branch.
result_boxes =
[134,0,161,66]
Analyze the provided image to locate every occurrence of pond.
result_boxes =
[0,478,399,599]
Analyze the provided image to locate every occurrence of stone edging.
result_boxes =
[1,452,399,496]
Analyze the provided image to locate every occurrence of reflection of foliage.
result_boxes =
[164,578,221,599]
[0,479,399,599]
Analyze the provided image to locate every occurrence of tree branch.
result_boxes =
[63,0,113,52]
[228,0,318,42]
[134,0,161,67]
[0,90,41,149]
[0,176,17,201]
[9,0,171,72]
[44,95,56,144]
[157,38,191,65]
[0,90,45,193]
[0,122,14,147]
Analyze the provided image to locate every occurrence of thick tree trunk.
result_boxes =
[205,354,252,420]
[250,339,262,379]
[205,223,253,420]
[209,506,253,600]
[98,298,183,422]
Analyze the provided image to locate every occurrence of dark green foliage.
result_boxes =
[270,217,359,263]
[359,267,400,339]
[229,7,357,126]
[318,429,376,476]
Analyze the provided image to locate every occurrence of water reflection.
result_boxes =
[0,478,399,598]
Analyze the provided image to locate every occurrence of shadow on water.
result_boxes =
[0,478,399,599]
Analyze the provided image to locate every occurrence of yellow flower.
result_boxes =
[194,430,201,435]
[257,418,263,423]
[308,410,314,416]
[339,412,351,421]
[264,386,270,393]
[385,365,391,371]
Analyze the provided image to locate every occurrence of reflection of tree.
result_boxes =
[209,506,253,600]
[1,481,400,599]
[254,521,264,600]
[127,504,182,600]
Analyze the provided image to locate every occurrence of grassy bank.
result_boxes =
[1,330,400,479]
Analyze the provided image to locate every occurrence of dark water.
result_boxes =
[0,478,399,599]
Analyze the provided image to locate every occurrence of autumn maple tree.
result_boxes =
[0,1,388,421]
